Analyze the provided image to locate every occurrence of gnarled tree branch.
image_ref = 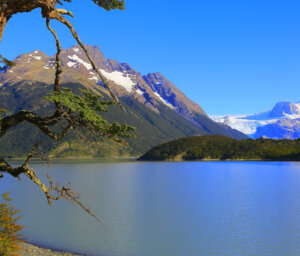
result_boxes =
[0,0,128,227]
[0,155,107,228]
[0,110,71,138]
[48,11,125,111]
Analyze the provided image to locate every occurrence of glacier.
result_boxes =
[211,101,300,139]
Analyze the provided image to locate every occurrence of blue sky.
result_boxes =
[1,0,300,115]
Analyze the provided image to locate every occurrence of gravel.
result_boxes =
[19,243,84,256]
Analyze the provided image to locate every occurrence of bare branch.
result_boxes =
[46,18,62,93]
[46,174,109,230]
[0,156,107,227]
[56,8,74,18]
[51,12,125,111]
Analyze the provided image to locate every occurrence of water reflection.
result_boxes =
[1,161,300,255]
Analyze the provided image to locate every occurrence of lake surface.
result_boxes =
[1,161,300,256]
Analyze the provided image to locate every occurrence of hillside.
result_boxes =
[139,135,300,161]
[0,45,247,158]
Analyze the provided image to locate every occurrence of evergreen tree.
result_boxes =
[0,192,24,256]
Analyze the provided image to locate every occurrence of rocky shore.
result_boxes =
[20,243,83,256]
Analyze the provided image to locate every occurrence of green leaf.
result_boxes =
[45,88,136,141]
[0,55,15,71]
[0,109,6,119]
[91,0,125,10]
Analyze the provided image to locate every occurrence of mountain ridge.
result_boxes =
[0,44,246,157]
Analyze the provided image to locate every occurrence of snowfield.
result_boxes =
[211,101,300,138]
[99,69,136,92]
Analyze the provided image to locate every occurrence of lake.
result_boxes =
[1,161,300,256]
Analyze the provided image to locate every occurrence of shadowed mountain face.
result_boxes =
[0,45,246,157]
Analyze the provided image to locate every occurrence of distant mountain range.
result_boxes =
[0,45,245,158]
[211,101,300,139]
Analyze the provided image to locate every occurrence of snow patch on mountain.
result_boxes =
[68,55,92,70]
[99,69,135,92]
[136,89,144,95]
[28,53,42,61]
[33,56,42,60]
[153,92,176,110]
[67,61,76,68]
[43,60,55,70]
[88,76,99,81]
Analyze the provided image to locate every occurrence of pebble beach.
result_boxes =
[20,243,83,256]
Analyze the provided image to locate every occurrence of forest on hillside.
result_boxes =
[139,135,300,161]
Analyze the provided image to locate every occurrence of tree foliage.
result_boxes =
[0,0,131,223]
[0,109,5,119]
[139,135,300,161]
[0,55,15,72]
[0,192,24,256]
[91,0,125,10]
[45,88,136,141]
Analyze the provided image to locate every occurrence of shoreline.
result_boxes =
[138,158,300,162]
[5,157,300,163]
[20,243,84,256]
[5,156,138,162]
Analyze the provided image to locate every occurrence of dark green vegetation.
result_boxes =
[139,135,300,161]
[0,82,246,158]
[0,192,24,256]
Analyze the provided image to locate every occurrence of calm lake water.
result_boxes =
[1,161,300,256]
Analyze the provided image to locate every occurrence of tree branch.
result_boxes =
[0,156,107,227]
[51,12,125,111]
[46,18,62,93]
[0,110,72,139]
[0,0,129,228]
[56,8,74,18]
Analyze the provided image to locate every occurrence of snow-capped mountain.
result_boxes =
[0,45,246,157]
[0,45,246,139]
[0,45,208,118]
[211,101,300,139]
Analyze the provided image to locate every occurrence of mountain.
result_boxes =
[211,101,300,139]
[0,45,246,158]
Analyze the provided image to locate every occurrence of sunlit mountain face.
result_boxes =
[0,45,246,158]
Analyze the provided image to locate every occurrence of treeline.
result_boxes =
[139,135,300,161]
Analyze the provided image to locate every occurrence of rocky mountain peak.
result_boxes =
[269,101,299,118]
[15,50,49,63]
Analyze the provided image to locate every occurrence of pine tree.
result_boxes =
[0,192,24,256]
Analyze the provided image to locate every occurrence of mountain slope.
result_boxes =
[0,45,246,157]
